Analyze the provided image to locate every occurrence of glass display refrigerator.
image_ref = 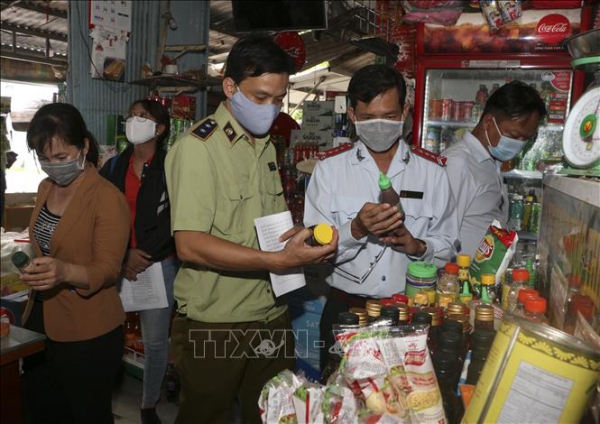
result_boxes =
[411,7,592,246]
[412,7,590,177]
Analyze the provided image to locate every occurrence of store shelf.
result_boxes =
[425,120,476,128]
[502,169,543,180]
[543,174,600,207]
[129,74,222,93]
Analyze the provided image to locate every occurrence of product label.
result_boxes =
[498,362,572,424]
[536,14,571,45]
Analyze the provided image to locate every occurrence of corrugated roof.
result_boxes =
[1,0,68,65]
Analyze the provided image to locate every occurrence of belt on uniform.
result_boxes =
[329,287,378,308]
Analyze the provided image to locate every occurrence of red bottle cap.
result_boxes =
[525,297,547,314]
[444,263,460,275]
[392,294,409,304]
[380,298,395,307]
[518,288,539,304]
[512,268,530,283]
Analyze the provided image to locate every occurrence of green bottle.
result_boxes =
[459,280,473,305]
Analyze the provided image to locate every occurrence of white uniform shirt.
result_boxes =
[304,140,460,298]
[444,131,509,258]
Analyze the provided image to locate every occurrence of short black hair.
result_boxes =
[224,35,297,84]
[483,80,547,122]
[27,103,100,167]
[129,99,171,148]
[348,64,406,110]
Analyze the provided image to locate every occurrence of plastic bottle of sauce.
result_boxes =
[378,172,403,213]
[503,268,529,313]
[306,223,334,246]
[479,274,496,304]
[475,84,489,106]
[524,297,548,324]
[437,262,460,308]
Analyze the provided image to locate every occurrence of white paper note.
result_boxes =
[119,262,168,312]
[254,211,306,297]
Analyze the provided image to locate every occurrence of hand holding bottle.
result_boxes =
[350,202,403,240]
[18,256,69,291]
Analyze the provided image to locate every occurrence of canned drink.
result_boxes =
[441,99,452,121]
[462,101,475,122]
[451,101,462,122]
[463,316,600,424]
[429,99,443,119]
[425,127,441,154]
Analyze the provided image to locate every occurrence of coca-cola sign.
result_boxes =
[536,14,571,44]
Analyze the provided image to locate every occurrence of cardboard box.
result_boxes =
[291,129,333,150]
[302,115,333,132]
[3,204,34,232]
[303,101,334,117]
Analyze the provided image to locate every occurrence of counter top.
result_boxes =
[1,325,46,366]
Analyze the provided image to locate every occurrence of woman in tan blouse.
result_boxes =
[20,103,130,424]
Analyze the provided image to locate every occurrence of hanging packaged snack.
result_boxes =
[470,220,519,293]
[480,0,505,31]
[497,0,522,24]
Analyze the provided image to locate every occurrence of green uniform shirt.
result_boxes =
[165,103,288,323]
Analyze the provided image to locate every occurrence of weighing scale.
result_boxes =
[560,29,600,177]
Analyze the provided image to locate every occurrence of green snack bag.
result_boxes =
[470,220,518,292]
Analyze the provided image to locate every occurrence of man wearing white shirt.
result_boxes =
[444,81,546,258]
[303,65,460,377]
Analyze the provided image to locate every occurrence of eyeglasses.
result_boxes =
[333,245,387,285]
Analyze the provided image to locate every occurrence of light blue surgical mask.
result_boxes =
[485,117,527,162]
[231,89,280,136]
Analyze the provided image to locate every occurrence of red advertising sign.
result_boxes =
[421,9,581,55]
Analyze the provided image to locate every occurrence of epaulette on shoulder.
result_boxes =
[410,145,447,167]
[315,143,353,160]
[191,118,217,141]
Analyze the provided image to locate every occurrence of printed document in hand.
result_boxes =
[119,262,168,312]
[254,210,306,297]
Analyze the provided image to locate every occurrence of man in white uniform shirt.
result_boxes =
[303,65,460,377]
[444,81,546,258]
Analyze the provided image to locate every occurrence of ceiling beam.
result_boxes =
[0,1,68,19]
[1,22,67,42]
[1,49,67,66]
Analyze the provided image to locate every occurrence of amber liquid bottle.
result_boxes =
[378,173,403,213]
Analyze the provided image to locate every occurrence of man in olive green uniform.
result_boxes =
[165,36,338,424]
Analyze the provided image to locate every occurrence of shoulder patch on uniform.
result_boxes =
[223,122,237,143]
[191,118,217,141]
[410,145,447,167]
[315,143,353,160]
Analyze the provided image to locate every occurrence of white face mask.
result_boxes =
[354,119,404,152]
[126,117,157,145]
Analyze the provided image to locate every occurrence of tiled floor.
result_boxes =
[112,374,179,424]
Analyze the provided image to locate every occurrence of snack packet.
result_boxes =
[259,370,302,424]
[322,382,359,424]
[293,383,325,424]
[470,220,518,293]
[335,324,447,423]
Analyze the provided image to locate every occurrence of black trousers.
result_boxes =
[22,300,124,424]
[171,311,295,424]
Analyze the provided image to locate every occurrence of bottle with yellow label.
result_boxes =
[307,223,334,246]
[457,254,473,305]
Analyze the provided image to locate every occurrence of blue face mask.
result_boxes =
[485,117,527,162]
[230,89,280,136]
